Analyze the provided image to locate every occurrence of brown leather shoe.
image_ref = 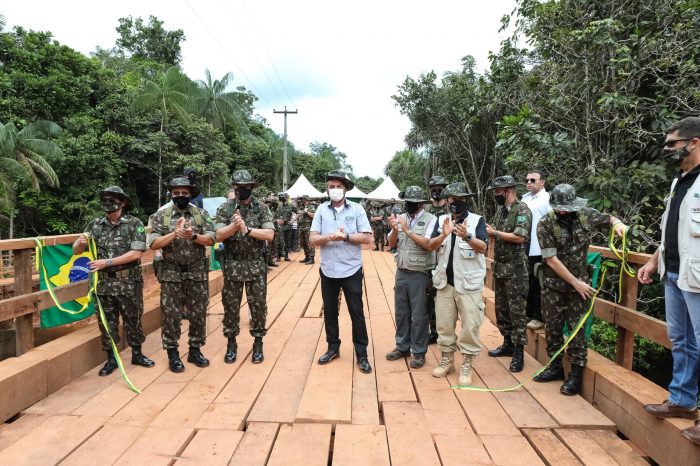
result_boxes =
[681,420,700,445]
[644,400,698,419]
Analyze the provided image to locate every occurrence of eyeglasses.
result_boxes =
[525,178,540,184]
[663,138,693,148]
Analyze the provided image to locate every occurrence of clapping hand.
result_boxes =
[485,223,495,236]
[454,222,468,239]
[397,216,408,232]
[328,226,346,241]
[389,215,398,230]
[442,217,454,236]
[233,210,248,234]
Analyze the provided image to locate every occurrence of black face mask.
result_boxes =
[102,200,120,213]
[173,196,191,210]
[663,143,691,162]
[430,189,443,201]
[404,202,421,215]
[494,194,507,206]
[187,174,197,186]
[450,200,467,216]
[235,187,252,201]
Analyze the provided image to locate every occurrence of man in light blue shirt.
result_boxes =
[310,171,373,373]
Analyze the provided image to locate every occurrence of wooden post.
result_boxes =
[13,248,34,355]
[615,269,639,370]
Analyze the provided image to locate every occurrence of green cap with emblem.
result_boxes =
[230,169,258,187]
[486,175,517,190]
[99,185,134,211]
[549,184,588,211]
[167,177,200,197]
[325,170,355,190]
[443,182,476,198]
[399,186,429,203]
[427,175,448,187]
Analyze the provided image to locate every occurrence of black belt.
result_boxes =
[226,252,263,260]
[98,268,137,279]
[398,268,423,274]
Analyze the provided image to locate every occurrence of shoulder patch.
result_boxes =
[136,226,145,233]
[516,215,528,224]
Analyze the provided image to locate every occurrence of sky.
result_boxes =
[3,0,516,178]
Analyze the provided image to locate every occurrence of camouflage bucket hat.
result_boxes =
[300,195,310,201]
[400,186,429,203]
[443,182,476,198]
[265,195,278,204]
[167,176,200,197]
[427,175,448,187]
[325,170,355,191]
[230,169,258,187]
[278,192,289,200]
[486,175,517,190]
[549,184,588,211]
[99,185,134,211]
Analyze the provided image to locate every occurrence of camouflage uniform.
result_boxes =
[423,201,451,342]
[492,199,532,346]
[85,214,147,351]
[276,195,297,256]
[148,202,215,349]
[215,198,275,339]
[298,198,317,261]
[269,201,285,260]
[369,204,386,250]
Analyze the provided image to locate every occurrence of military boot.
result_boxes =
[533,358,564,382]
[560,363,584,396]
[431,352,454,378]
[131,345,155,368]
[187,346,210,368]
[252,337,264,364]
[487,336,514,357]
[458,354,475,386]
[509,345,524,373]
[98,349,118,376]
[224,337,238,364]
[299,256,309,263]
[304,257,314,265]
[167,348,185,373]
[268,259,279,267]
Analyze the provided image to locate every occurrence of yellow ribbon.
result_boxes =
[608,225,636,303]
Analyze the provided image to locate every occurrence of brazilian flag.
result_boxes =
[39,244,95,328]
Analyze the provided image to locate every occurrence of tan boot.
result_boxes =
[458,354,474,386]
[432,352,454,378]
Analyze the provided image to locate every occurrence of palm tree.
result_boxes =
[193,69,248,133]
[0,13,6,32]
[0,120,62,237]
[131,66,193,204]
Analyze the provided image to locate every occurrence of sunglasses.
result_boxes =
[663,138,693,148]
[525,178,540,183]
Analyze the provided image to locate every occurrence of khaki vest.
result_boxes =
[432,212,486,294]
[659,174,700,292]
[395,211,436,271]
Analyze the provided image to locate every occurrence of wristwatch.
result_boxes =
[106,259,113,267]
[192,233,198,241]
[466,233,473,241]
[344,233,350,242]
[245,228,253,236]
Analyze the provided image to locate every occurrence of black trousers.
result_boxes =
[320,267,368,357]
[526,255,543,322]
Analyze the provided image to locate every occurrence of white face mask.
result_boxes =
[328,188,345,202]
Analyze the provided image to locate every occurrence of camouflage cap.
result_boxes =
[230,169,257,187]
[300,195,310,201]
[371,201,382,208]
[427,175,448,187]
[99,186,134,211]
[399,186,429,203]
[278,192,289,199]
[443,182,476,198]
[549,184,588,211]
[486,175,517,190]
[325,170,355,190]
[167,177,200,197]
[265,195,278,204]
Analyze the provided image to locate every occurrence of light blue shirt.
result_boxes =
[310,199,372,278]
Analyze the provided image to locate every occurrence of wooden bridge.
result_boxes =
[0,235,697,465]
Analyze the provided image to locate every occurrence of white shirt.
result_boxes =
[521,189,550,256]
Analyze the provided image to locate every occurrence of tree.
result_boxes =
[193,69,250,133]
[115,16,185,66]
[384,150,427,191]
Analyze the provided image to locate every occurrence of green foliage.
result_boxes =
[115,16,185,66]
[384,150,427,190]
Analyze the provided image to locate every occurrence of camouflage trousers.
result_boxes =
[494,276,529,346]
[271,230,283,260]
[161,280,209,349]
[541,287,588,367]
[300,229,314,259]
[97,282,146,351]
[372,225,384,249]
[282,229,293,255]
[222,273,268,338]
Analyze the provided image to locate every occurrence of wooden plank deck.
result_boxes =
[0,249,651,465]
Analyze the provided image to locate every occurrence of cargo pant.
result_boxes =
[300,229,314,259]
[541,287,589,366]
[97,280,146,351]
[494,276,529,346]
[222,268,268,338]
[161,280,209,349]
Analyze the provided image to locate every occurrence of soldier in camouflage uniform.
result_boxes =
[534,184,627,395]
[297,195,317,264]
[275,192,296,261]
[215,170,276,364]
[73,186,155,376]
[369,202,386,251]
[148,177,216,373]
[485,175,532,373]
[264,195,281,268]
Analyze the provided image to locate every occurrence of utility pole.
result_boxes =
[273,106,298,191]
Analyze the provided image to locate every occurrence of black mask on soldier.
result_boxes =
[663,143,691,162]
[404,201,421,215]
[187,173,197,186]
[494,194,507,206]
[172,196,191,210]
[235,187,252,201]
[450,200,467,216]
[102,199,120,213]
[430,189,443,201]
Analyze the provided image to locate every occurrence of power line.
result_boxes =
[274,106,298,191]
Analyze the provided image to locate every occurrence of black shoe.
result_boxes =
[560,364,584,396]
[509,345,524,373]
[187,347,210,368]
[488,336,514,357]
[99,349,118,376]
[533,358,564,382]
[224,337,237,364]
[284,255,291,262]
[299,257,309,263]
[410,353,425,369]
[268,261,279,267]
[318,349,340,365]
[304,258,314,264]
[428,333,438,345]
[252,337,264,364]
[373,247,379,251]
[167,348,185,373]
[385,348,411,361]
[131,346,155,368]
[357,356,372,374]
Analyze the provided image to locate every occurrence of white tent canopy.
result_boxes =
[284,174,326,198]
[345,186,367,198]
[366,176,401,201]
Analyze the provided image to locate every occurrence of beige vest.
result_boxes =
[395,211,436,271]
[659,174,700,292]
[432,212,486,294]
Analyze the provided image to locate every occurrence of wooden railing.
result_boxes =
[485,242,657,370]
[0,234,155,356]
